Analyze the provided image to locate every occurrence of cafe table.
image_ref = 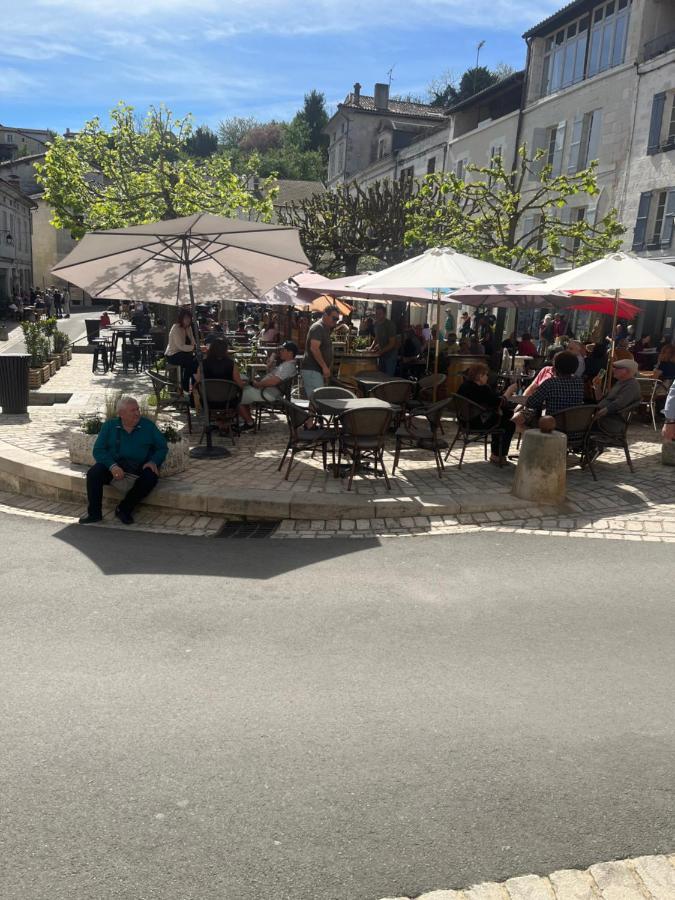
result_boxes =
[310,397,395,476]
[107,324,137,370]
[354,372,407,396]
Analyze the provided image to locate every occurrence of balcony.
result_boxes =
[643,29,675,62]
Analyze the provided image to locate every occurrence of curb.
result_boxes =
[0,438,542,522]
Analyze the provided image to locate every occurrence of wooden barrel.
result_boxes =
[445,354,487,396]
[338,353,379,382]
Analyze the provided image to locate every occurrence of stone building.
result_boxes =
[329,0,675,336]
[0,177,35,302]
[0,125,52,162]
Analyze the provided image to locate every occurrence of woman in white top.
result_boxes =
[165,309,197,392]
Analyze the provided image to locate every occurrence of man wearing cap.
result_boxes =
[239,341,299,428]
[592,358,641,435]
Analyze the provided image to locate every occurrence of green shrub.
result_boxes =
[79,415,103,434]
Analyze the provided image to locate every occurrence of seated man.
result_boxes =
[513,350,584,431]
[239,341,299,427]
[79,395,168,526]
[591,358,641,435]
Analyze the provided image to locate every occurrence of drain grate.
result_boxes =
[215,519,281,539]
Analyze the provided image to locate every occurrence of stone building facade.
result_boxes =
[0,177,34,303]
[328,0,675,336]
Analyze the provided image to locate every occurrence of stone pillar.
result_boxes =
[512,427,567,505]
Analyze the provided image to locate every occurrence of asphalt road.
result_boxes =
[1,513,673,900]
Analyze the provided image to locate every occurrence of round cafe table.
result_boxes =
[354,372,408,396]
[311,396,394,417]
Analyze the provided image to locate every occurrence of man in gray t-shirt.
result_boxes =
[301,306,339,397]
[369,305,399,375]
[240,341,299,427]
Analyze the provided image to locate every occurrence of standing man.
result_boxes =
[53,288,63,319]
[661,380,675,443]
[369,305,398,376]
[62,285,71,318]
[300,306,339,398]
[78,396,168,526]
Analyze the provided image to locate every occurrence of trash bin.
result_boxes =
[0,353,31,414]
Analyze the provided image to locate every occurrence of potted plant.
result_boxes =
[53,330,70,366]
[68,401,188,476]
[21,322,50,387]
[41,318,60,374]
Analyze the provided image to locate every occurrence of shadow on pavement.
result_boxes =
[53,523,380,579]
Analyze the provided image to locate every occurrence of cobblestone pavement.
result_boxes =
[0,353,673,536]
[381,852,675,900]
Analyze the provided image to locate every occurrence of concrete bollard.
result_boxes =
[512,427,567,505]
[662,441,675,466]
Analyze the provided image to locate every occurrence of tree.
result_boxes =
[292,90,329,155]
[35,103,276,238]
[238,123,284,154]
[428,64,514,108]
[278,179,420,274]
[184,125,219,158]
[217,116,258,149]
[404,147,625,274]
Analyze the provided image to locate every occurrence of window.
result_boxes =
[399,165,414,186]
[568,110,603,172]
[378,138,386,160]
[337,142,345,173]
[532,122,566,177]
[647,93,675,155]
[571,207,588,254]
[522,214,545,252]
[455,158,468,179]
[632,189,675,250]
[489,144,503,163]
[541,1,631,97]
[426,156,436,174]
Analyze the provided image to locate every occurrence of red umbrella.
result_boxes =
[568,295,641,319]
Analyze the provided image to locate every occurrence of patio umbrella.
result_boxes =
[344,247,538,395]
[308,294,352,316]
[534,251,675,386]
[52,213,309,458]
[293,271,442,305]
[568,296,641,319]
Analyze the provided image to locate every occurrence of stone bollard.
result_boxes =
[662,441,675,466]
[512,420,567,505]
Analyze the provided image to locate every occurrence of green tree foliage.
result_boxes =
[217,116,258,149]
[429,65,514,107]
[35,103,276,238]
[278,179,420,275]
[184,124,219,158]
[405,147,625,274]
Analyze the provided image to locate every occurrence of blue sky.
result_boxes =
[2,0,562,134]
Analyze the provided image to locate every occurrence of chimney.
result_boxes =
[374,82,389,111]
[353,82,362,106]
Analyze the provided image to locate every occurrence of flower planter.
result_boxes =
[28,368,42,390]
[66,347,72,361]
[40,364,51,383]
[46,359,56,377]
[49,354,61,372]
[68,428,188,476]
[60,351,69,366]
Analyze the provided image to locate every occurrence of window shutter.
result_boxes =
[586,110,602,166]
[568,115,584,173]
[647,93,666,155]
[530,128,547,179]
[632,192,652,250]
[552,120,566,176]
[660,190,675,249]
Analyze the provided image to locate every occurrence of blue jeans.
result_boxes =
[301,368,325,398]
[378,352,398,376]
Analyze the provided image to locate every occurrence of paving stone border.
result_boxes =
[380,852,675,900]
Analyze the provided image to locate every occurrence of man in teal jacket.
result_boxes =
[79,395,168,525]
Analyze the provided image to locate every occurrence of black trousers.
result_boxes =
[166,351,197,392]
[86,462,158,517]
[474,412,515,457]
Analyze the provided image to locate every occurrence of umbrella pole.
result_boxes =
[604,288,620,393]
[184,237,230,460]
[511,308,519,372]
[433,289,441,402]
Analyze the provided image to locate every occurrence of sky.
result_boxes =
[1,0,563,134]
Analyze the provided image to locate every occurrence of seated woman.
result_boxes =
[654,343,675,387]
[446,332,460,355]
[458,363,516,466]
[165,308,198,393]
[260,317,279,344]
[192,339,247,431]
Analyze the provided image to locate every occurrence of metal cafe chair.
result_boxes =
[336,405,393,491]
[445,393,506,468]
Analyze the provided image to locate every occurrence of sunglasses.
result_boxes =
[329,315,339,322]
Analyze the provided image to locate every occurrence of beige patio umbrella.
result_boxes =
[52,214,309,458]
[344,247,538,396]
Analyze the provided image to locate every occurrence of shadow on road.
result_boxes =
[54,523,380,579]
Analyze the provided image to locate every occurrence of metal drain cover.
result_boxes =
[215,520,281,539]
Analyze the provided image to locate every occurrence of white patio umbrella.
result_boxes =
[343,247,538,394]
[52,213,309,458]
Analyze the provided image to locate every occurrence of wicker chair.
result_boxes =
[393,398,451,479]
[635,377,668,430]
[199,379,242,445]
[551,404,598,478]
[278,400,336,480]
[252,375,296,431]
[368,379,414,427]
[445,393,506,468]
[336,406,393,491]
[587,408,638,476]
[148,369,193,434]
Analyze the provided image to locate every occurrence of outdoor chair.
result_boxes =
[310,386,357,427]
[445,393,506,468]
[393,398,451,479]
[198,379,242,446]
[551,404,598,478]
[278,400,336,480]
[367,380,414,427]
[148,369,193,434]
[336,406,393,491]
[252,375,296,432]
[636,377,668,430]
[587,408,638,477]
[84,319,100,343]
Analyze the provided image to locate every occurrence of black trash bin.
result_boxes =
[0,353,31,414]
